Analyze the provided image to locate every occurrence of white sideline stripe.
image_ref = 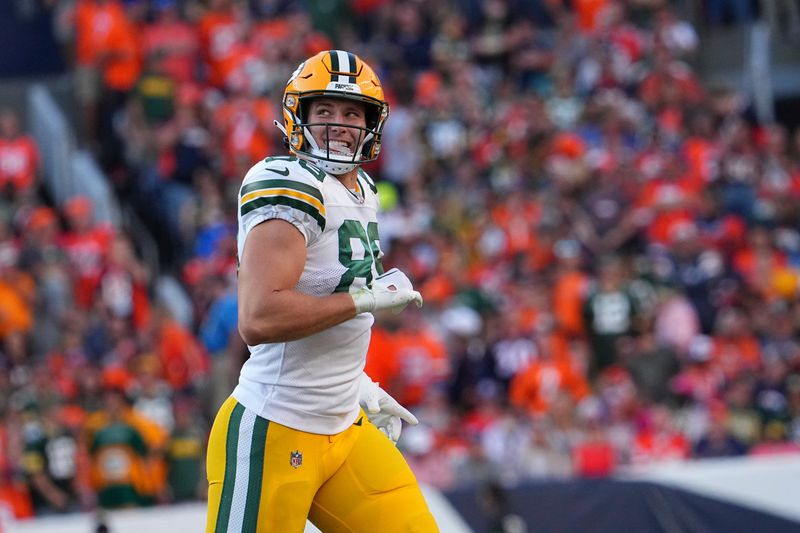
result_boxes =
[227,408,257,532]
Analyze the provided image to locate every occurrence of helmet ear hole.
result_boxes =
[290,132,302,150]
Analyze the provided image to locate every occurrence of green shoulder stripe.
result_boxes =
[241,196,326,231]
[357,169,378,193]
[263,155,296,163]
[241,179,323,203]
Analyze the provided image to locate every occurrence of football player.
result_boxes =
[205,50,439,532]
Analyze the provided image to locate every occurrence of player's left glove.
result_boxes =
[351,268,423,315]
[358,373,418,445]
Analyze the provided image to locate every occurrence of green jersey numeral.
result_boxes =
[298,159,326,182]
[335,220,383,292]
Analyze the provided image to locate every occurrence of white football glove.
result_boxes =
[351,268,423,315]
[358,373,418,445]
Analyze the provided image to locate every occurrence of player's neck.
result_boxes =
[335,168,359,190]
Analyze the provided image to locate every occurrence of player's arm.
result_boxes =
[29,471,71,510]
[238,219,423,344]
[238,219,358,344]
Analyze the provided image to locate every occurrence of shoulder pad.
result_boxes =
[262,155,327,184]
[240,155,327,231]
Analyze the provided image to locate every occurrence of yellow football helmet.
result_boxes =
[279,50,389,175]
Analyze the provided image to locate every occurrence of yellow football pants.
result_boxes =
[206,397,439,533]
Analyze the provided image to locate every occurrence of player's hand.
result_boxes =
[351,268,423,315]
[358,373,418,445]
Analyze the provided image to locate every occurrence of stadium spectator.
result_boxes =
[60,196,114,311]
[0,108,39,200]
[20,402,88,514]
[145,305,209,395]
[130,353,174,434]
[630,404,690,465]
[510,331,590,416]
[140,0,200,86]
[572,399,617,478]
[0,408,34,520]
[164,394,206,503]
[582,254,641,377]
[70,0,141,160]
[389,309,450,408]
[96,233,151,333]
[197,0,246,90]
[82,382,153,509]
[197,272,243,416]
[0,242,33,345]
[692,401,749,458]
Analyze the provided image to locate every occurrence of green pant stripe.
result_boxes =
[242,417,270,532]
[215,403,245,533]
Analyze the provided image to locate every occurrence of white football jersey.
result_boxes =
[233,155,383,434]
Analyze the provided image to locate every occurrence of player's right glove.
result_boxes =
[351,268,423,315]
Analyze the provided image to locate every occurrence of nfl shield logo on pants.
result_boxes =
[290,450,303,469]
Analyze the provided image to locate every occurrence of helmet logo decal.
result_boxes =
[326,82,361,93]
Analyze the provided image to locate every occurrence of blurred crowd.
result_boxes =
[1,0,800,520]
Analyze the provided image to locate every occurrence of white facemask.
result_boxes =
[302,126,374,175]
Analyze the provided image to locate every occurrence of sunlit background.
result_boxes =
[0,0,799,531]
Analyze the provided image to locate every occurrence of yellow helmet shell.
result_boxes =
[282,50,389,165]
